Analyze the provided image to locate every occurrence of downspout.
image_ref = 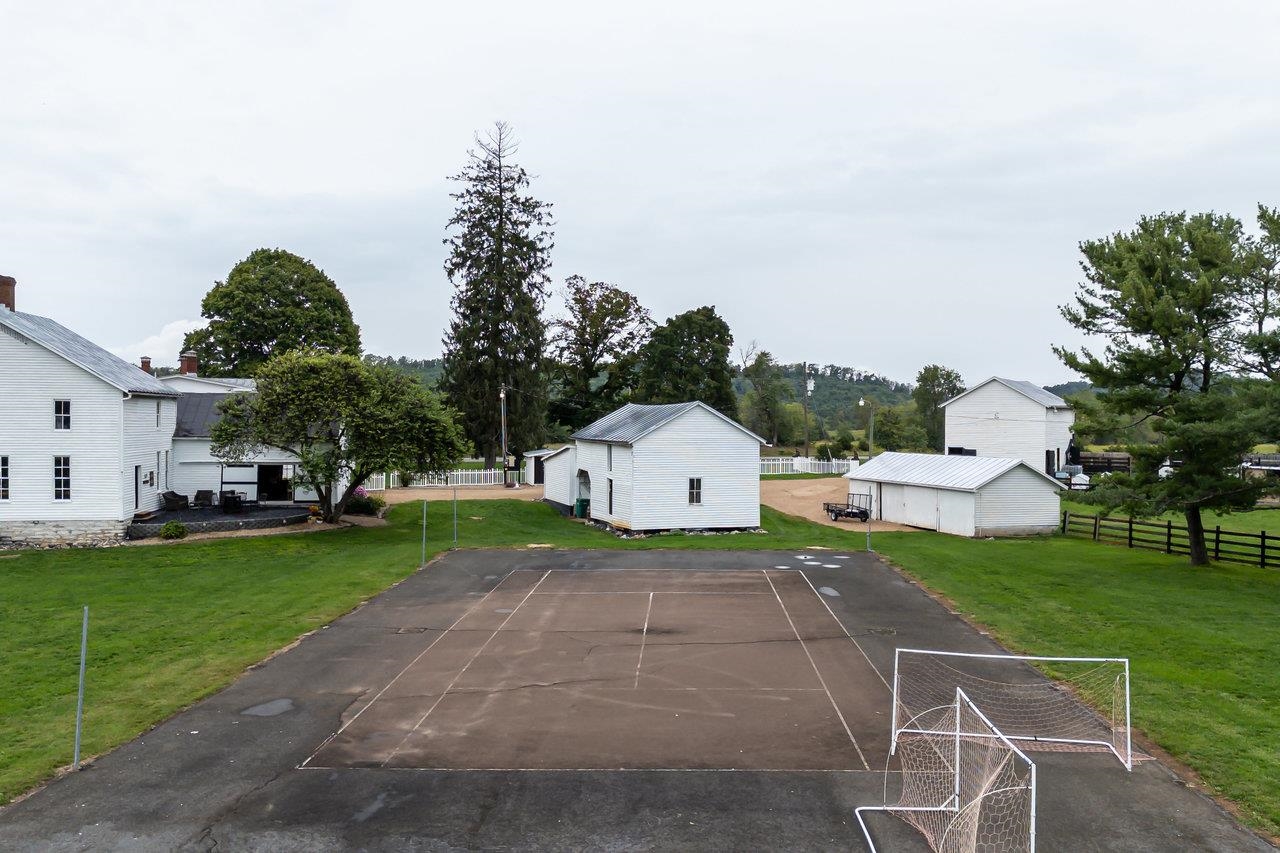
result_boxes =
[121,392,131,522]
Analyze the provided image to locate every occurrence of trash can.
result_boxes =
[574,498,590,518]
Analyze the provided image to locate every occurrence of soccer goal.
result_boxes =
[892,649,1132,770]
[856,687,1037,853]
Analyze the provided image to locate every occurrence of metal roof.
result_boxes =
[571,401,765,446]
[844,452,1065,492]
[0,309,179,397]
[158,375,257,391]
[942,377,1069,410]
[175,393,236,438]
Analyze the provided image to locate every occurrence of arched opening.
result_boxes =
[576,469,591,500]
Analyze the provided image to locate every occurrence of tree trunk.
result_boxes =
[1185,505,1210,566]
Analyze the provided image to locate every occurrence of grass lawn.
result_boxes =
[1061,496,1280,537]
[871,532,1280,837]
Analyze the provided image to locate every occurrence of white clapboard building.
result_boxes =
[942,377,1074,474]
[0,276,180,546]
[845,452,1064,537]
[543,401,765,532]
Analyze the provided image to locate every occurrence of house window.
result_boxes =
[157,451,163,489]
[0,456,8,500]
[608,478,614,515]
[688,477,702,505]
[156,400,161,428]
[164,451,169,488]
[54,456,71,500]
[607,445,613,471]
[54,400,71,430]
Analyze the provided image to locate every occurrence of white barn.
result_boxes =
[0,276,180,547]
[844,452,1065,537]
[942,377,1074,475]
[546,401,765,531]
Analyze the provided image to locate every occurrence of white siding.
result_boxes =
[170,439,307,502]
[974,466,1061,536]
[938,490,976,537]
[156,375,240,394]
[630,407,760,530]
[575,440,609,522]
[945,383,1056,470]
[542,447,577,507]
[1045,408,1075,472]
[0,328,126,522]
[120,396,176,515]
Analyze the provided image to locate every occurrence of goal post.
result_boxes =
[892,648,1132,770]
[856,687,1037,853]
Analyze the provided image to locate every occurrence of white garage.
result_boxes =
[844,452,1065,537]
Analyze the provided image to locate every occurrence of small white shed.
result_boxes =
[844,452,1065,537]
[942,377,1074,475]
[546,401,765,531]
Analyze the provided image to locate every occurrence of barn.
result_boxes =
[544,401,765,531]
[942,377,1074,475]
[844,452,1065,537]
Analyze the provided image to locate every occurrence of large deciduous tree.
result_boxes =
[912,365,965,451]
[633,306,738,419]
[549,275,653,430]
[440,122,553,467]
[740,351,793,444]
[183,248,361,377]
[211,351,467,522]
[1055,210,1276,565]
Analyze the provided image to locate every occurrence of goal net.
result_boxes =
[892,649,1131,770]
[856,687,1037,852]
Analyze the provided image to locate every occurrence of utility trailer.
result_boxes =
[823,495,872,523]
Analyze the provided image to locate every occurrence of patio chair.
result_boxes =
[193,490,214,508]
[162,491,189,511]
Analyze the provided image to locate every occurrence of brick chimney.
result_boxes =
[0,275,14,311]
[140,356,152,374]
[179,350,199,376]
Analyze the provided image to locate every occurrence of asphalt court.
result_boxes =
[305,568,889,771]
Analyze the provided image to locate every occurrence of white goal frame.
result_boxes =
[856,687,1038,853]
[892,649,1132,770]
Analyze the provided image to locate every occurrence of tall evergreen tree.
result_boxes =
[912,364,966,451]
[440,122,554,466]
[634,305,738,419]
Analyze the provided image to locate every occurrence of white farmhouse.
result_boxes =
[546,401,765,531]
[0,276,180,547]
[942,377,1074,474]
[845,452,1065,537]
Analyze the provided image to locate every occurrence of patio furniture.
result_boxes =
[221,493,244,514]
[193,490,215,508]
[162,491,189,511]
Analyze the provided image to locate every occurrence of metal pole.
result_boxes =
[452,486,458,549]
[74,605,88,769]
[420,499,427,566]
[869,405,875,458]
[499,385,508,486]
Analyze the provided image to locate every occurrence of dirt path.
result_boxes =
[759,477,916,532]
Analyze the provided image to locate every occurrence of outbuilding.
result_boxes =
[844,451,1065,537]
[942,377,1074,475]
[545,401,765,531]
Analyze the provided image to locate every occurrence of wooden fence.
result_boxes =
[1062,511,1280,569]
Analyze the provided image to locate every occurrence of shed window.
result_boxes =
[688,477,702,505]
[607,445,613,471]
[156,400,162,428]
[54,456,71,500]
[0,455,8,500]
[54,400,71,430]
[608,478,614,515]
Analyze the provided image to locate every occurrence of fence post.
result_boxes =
[1127,517,1133,549]
[1261,531,1267,569]
[1166,520,1172,554]
[1061,511,1068,535]
[1093,514,1100,542]
[1214,526,1220,561]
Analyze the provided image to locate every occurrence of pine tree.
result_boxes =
[440,123,554,467]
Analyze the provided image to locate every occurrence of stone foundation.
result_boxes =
[0,519,127,550]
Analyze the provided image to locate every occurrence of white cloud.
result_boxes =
[109,319,204,367]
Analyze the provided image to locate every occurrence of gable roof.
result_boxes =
[158,374,257,392]
[942,377,1069,410]
[571,401,766,446]
[844,451,1065,492]
[175,393,234,438]
[0,309,179,397]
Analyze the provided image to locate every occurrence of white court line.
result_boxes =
[380,570,552,767]
[634,592,654,689]
[299,764,884,774]
[299,568,526,768]
[762,570,870,771]
[797,570,891,691]
[526,591,772,595]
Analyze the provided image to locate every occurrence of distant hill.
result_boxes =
[365,355,444,388]
[1045,380,1091,398]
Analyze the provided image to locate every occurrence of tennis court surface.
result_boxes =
[306,569,887,771]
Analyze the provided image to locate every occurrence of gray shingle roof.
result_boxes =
[571,401,765,445]
[942,377,1069,410]
[0,309,179,397]
[175,393,235,438]
[844,451,1065,492]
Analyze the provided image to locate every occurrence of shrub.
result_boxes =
[159,521,188,540]
[345,493,387,516]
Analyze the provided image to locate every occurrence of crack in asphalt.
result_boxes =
[180,767,288,852]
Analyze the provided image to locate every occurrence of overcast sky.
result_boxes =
[4,1,1278,386]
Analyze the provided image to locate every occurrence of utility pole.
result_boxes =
[859,396,876,458]
[802,364,814,458]
[499,384,509,486]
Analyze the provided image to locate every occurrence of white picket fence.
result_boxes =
[760,456,856,476]
[365,468,523,490]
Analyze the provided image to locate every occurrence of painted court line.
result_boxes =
[634,592,654,689]
[298,568,522,768]
[380,570,553,767]
[762,570,871,771]
[299,764,883,774]
[797,570,891,691]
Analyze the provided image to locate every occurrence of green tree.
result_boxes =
[549,275,653,430]
[1237,204,1280,379]
[634,306,738,419]
[182,248,361,377]
[740,351,794,444]
[873,404,928,451]
[912,364,966,451]
[211,351,467,522]
[1054,210,1274,565]
[440,122,554,467]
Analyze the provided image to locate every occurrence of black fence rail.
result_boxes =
[1062,511,1280,569]
[1077,452,1131,475]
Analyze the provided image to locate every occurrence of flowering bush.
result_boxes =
[307,505,322,518]
[353,485,369,498]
